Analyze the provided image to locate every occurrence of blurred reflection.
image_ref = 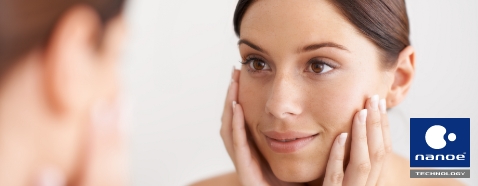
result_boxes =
[0,0,128,185]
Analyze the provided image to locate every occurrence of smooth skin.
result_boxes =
[192,0,464,185]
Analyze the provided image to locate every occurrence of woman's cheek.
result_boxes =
[238,75,269,133]
[308,78,369,134]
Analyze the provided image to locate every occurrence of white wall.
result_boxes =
[121,1,478,185]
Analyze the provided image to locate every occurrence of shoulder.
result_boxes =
[189,172,241,186]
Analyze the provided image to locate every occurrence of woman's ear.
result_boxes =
[43,5,102,114]
[386,46,415,108]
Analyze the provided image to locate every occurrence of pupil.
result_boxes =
[253,61,265,70]
[312,63,324,73]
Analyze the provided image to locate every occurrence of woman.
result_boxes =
[194,0,463,185]
[0,0,127,185]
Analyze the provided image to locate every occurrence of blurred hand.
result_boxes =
[78,99,128,186]
[37,99,128,186]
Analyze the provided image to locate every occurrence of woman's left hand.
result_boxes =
[322,95,392,186]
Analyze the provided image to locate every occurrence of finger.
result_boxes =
[364,95,385,186]
[343,109,369,186]
[232,103,267,185]
[223,67,241,111]
[323,133,348,186]
[221,67,238,128]
[36,167,66,186]
[220,67,240,158]
[379,99,392,155]
[221,67,240,119]
[79,100,127,186]
[377,99,392,186]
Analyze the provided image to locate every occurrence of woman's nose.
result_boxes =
[265,74,303,119]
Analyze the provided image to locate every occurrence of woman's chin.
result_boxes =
[269,160,325,183]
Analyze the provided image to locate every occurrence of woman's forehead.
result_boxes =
[239,0,366,54]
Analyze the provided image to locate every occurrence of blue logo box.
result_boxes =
[410,118,470,167]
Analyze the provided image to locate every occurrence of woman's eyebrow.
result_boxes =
[238,39,268,54]
[301,42,350,53]
[238,39,349,54]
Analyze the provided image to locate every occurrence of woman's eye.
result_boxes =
[247,58,270,71]
[308,61,334,74]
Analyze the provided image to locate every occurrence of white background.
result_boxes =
[121,0,478,185]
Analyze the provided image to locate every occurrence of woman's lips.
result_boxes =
[263,131,318,153]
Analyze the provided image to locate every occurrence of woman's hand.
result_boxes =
[36,99,128,186]
[323,95,392,186]
[220,68,300,186]
[76,99,129,186]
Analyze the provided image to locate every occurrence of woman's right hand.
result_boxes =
[220,68,301,186]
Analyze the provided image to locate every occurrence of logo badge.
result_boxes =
[410,118,470,167]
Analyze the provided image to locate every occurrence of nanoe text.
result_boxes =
[414,154,466,161]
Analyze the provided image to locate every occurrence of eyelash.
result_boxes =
[240,56,269,74]
[306,59,338,75]
[240,56,338,75]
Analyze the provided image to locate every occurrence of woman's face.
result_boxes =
[237,0,394,182]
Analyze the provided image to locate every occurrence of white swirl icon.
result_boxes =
[425,125,456,149]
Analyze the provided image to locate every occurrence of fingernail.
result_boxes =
[90,100,108,131]
[231,66,236,78]
[370,95,379,111]
[359,109,367,124]
[90,98,122,134]
[338,133,348,146]
[36,167,65,186]
[232,101,237,109]
[114,94,130,136]
[379,99,386,114]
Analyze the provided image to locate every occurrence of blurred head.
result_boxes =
[0,0,125,184]
[234,0,414,183]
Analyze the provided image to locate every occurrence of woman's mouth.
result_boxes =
[263,131,319,153]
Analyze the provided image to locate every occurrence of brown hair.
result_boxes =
[0,0,125,76]
[233,0,410,67]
